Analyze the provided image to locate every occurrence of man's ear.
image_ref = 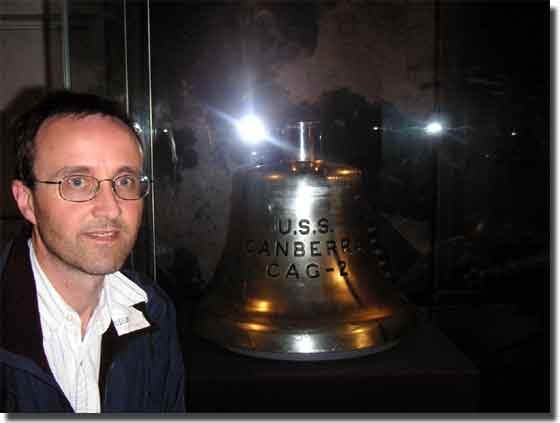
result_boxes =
[12,180,37,225]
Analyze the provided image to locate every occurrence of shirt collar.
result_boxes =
[104,272,151,336]
[28,239,150,338]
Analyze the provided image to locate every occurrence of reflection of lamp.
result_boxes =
[426,120,444,314]
[237,114,268,143]
[425,121,444,135]
[293,334,315,353]
[293,180,314,219]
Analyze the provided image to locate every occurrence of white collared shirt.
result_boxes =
[28,239,151,413]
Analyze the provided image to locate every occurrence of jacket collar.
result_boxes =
[0,228,52,376]
[98,302,155,404]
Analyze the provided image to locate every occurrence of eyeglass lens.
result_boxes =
[60,175,149,201]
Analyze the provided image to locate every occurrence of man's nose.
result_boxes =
[91,180,122,219]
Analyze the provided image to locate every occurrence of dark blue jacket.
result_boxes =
[0,232,186,412]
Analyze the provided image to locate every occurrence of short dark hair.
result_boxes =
[12,90,142,188]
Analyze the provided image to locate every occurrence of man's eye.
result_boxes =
[116,175,137,187]
[66,176,88,188]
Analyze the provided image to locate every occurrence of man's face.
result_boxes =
[13,114,144,276]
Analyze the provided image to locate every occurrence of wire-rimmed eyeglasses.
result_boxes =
[34,174,152,202]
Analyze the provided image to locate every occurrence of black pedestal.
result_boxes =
[182,321,480,413]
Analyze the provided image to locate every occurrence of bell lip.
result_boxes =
[226,339,401,361]
[194,309,416,360]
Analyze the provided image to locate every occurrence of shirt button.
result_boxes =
[66,315,73,321]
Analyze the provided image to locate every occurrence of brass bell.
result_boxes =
[194,121,416,360]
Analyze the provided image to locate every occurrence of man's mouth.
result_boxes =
[84,230,120,241]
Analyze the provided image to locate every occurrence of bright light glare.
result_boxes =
[294,180,314,219]
[294,334,315,353]
[237,114,267,143]
[425,121,443,135]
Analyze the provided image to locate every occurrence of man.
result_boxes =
[0,91,185,412]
